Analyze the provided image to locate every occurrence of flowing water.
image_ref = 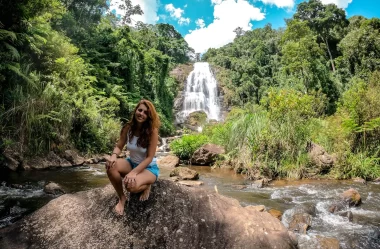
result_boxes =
[176,62,221,123]
[1,165,379,248]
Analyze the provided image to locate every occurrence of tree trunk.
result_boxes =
[322,36,336,73]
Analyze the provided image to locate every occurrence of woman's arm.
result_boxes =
[129,128,158,174]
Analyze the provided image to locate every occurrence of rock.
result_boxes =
[170,167,199,180]
[191,144,225,166]
[337,211,353,222]
[306,142,334,174]
[43,182,66,195]
[47,152,71,167]
[157,155,180,168]
[341,188,361,206]
[298,235,340,249]
[251,178,269,188]
[63,150,85,166]
[177,180,204,187]
[169,176,180,182]
[245,205,265,212]
[328,201,346,213]
[24,152,72,170]
[268,209,283,220]
[288,213,312,234]
[2,151,20,171]
[0,180,297,249]
[231,184,247,190]
[353,177,366,184]
[185,111,207,127]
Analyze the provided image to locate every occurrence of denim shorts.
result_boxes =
[126,157,159,181]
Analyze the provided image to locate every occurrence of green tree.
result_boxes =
[293,0,349,72]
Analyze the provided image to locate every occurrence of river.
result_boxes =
[0,164,379,248]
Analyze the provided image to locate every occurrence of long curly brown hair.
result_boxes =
[121,99,160,148]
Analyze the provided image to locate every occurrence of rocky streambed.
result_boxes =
[0,163,379,248]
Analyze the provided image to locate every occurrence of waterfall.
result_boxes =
[176,62,221,123]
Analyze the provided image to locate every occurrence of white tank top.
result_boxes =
[126,135,147,164]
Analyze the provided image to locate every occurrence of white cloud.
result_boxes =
[110,0,159,24]
[165,3,191,25]
[165,3,184,19]
[260,0,295,8]
[320,0,353,8]
[196,18,206,28]
[179,17,191,25]
[185,0,265,53]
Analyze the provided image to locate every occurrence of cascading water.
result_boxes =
[176,62,221,123]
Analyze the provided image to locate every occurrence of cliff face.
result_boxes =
[0,180,297,249]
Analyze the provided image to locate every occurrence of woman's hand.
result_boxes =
[106,154,117,170]
[124,171,138,187]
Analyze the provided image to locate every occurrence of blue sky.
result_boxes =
[111,0,380,53]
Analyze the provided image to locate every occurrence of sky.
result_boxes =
[110,0,380,53]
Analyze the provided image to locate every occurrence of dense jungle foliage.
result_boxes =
[171,0,380,180]
[0,0,193,155]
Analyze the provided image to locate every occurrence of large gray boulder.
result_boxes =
[0,180,297,249]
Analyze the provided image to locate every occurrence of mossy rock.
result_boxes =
[185,111,207,126]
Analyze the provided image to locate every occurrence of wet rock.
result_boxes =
[268,209,283,220]
[157,155,180,168]
[341,188,361,207]
[328,201,346,213]
[353,177,366,184]
[298,235,340,249]
[2,151,21,171]
[191,144,225,166]
[0,180,297,249]
[169,167,199,180]
[337,211,353,222]
[245,205,265,212]
[306,142,334,174]
[43,182,65,195]
[231,184,247,190]
[177,180,204,187]
[184,111,207,127]
[63,150,85,166]
[251,178,269,188]
[23,152,72,169]
[47,152,71,167]
[288,213,312,234]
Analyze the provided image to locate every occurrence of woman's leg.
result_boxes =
[126,170,156,201]
[107,158,132,215]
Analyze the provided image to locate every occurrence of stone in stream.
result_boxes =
[268,209,283,220]
[329,188,362,213]
[43,182,66,195]
[288,213,312,234]
[157,155,180,168]
[169,167,199,180]
[298,235,340,249]
[0,180,297,249]
[190,144,225,166]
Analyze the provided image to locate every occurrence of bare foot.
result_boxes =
[115,196,127,215]
[139,185,151,201]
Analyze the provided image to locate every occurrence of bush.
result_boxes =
[169,134,209,160]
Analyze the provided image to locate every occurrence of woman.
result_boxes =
[106,99,160,215]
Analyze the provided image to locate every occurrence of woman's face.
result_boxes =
[135,104,149,123]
